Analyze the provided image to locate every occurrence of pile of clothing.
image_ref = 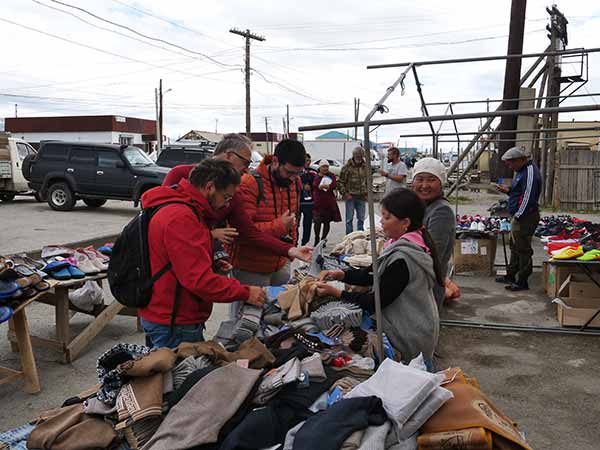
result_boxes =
[536,216,600,261]
[3,338,534,450]
[0,244,113,319]
[330,230,386,268]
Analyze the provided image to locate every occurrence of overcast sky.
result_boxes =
[1,0,599,152]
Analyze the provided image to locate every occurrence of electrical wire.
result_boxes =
[46,0,241,68]
[0,17,241,82]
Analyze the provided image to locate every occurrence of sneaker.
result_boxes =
[469,222,478,231]
[576,249,600,261]
[495,275,516,285]
[477,221,486,232]
[551,245,584,260]
[505,282,529,292]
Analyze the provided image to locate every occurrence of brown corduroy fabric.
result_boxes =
[27,403,116,450]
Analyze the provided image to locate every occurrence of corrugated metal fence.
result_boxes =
[557,148,600,211]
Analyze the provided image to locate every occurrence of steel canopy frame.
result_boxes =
[398,125,600,138]
[298,49,600,361]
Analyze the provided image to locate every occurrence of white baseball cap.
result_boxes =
[412,157,447,184]
[501,146,529,161]
[316,159,330,167]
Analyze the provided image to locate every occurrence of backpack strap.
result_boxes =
[250,170,266,206]
[147,201,203,335]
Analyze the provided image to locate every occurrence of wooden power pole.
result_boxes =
[229,28,265,135]
[542,6,567,206]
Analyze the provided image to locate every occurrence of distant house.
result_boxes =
[178,130,224,145]
[4,115,156,152]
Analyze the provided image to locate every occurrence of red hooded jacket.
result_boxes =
[139,179,249,326]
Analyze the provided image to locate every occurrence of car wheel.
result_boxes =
[83,198,107,208]
[47,182,76,211]
[0,193,16,202]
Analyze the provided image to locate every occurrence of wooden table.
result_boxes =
[7,274,139,364]
[1,294,45,394]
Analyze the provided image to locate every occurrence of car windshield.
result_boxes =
[123,146,155,166]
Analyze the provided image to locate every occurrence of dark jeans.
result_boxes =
[345,198,366,234]
[299,204,313,246]
[141,318,205,349]
[508,211,540,284]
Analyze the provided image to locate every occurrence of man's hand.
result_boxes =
[496,184,510,194]
[281,210,296,231]
[246,286,266,308]
[318,269,345,281]
[315,281,342,298]
[343,193,353,201]
[288,246,312,262]
[379,169,388,177]
[211,227,239,245]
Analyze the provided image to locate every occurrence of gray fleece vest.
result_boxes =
[377,239,440,362]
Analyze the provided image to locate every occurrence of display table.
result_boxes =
[7,273,139,364]
[1,289,52,394]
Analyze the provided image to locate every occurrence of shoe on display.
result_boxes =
[576,249,600,261]
[79,249,108,272]
[477,221,486,232]
[551,245,584,260]
[469,221,479,231]
[84,246,110,263]
[73,251,100,275]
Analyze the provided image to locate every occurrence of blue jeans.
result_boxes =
[141,318,205,349]
[345,198,366,234]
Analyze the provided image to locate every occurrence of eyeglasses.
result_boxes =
[229,151,252,167]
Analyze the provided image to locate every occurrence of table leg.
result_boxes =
[55,287,71,362]
[12,309,40,394]
[7,317,19,352]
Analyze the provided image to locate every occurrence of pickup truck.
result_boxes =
[0,133,40,202]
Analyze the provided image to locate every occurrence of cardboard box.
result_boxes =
[454,236,498,276]
[544,262,580,298]
[554,274,600,328]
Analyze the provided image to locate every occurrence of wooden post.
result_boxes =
[12,309,41,393]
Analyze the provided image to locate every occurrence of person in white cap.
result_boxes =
[495,146,541,292]
[411,157,454,307]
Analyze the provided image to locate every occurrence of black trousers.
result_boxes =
[299,204,313,246]
[508,210,540,284]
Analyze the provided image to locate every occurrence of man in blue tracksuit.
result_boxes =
[495,147,542,291]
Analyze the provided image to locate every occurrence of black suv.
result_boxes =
[156,143,214,168]
[23,141,169,211]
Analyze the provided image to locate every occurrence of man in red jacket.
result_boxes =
[162,133,311,262]
[140,159,266,348]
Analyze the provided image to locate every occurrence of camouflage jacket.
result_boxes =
[338,159,369,198]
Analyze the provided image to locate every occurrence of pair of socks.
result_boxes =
[310,301,363,329]
[233,304,263,343]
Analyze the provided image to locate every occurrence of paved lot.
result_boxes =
[1,191,600,449]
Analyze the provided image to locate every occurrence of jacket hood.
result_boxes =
[141,178,215,220]
[379,238,435,282]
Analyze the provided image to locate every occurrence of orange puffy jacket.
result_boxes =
[231,159,299,274]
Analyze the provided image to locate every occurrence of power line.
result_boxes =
[32,0,200,61]
[47,0,241,69]
[0,17,241,82]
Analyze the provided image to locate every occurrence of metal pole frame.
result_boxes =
[362,63,414,363]
[399,125,600,138]
[438,134,600,143]
[424,90,600,106]
[411,66,436,157]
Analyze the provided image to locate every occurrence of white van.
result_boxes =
[0,133,38,202]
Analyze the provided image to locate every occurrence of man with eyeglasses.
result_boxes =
[139,159,267,348]
[162,133,312,268]
[228,139,307,318]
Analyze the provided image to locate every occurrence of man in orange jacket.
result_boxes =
[229,139,306,317]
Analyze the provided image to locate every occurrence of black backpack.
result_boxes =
[108,201,202,329]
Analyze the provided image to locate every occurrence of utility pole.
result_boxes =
[286,104,290,138]
[215,118,219,133]
[353,98,360,140]
[497,0,527,178]
[158,79,164,152]
[543,5,567,206]
[264,117,270,154]
[14,104,17,118]
[229,28,266,136]
[154,88,160,153]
